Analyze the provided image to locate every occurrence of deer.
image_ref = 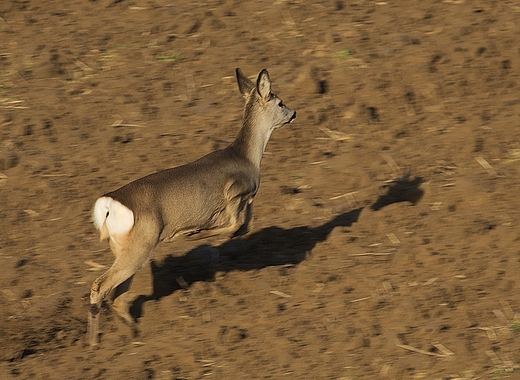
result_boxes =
[88,68,296,346]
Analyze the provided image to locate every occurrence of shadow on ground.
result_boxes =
[130,208,363,321]
[371,176,424,211]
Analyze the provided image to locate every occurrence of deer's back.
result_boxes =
[104,148,259,235]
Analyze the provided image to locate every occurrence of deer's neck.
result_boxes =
[230,118,272,168]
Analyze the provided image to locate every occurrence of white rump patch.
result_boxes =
[92,196,134,236]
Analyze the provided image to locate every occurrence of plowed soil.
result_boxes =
[1,1,520,379]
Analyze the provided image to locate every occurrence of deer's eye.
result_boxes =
[278,101,284,108]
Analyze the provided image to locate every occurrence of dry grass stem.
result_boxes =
[281,9,296,28]
[485,350,502,366]
[111,120,147,128]
[500,300,515,320]
[397,343,449,357]
[431,201,443,211]
[386,233,400,244]
[381,153,402,176]
[329,192,359,209]
[1,99,28,109]
[329,191,359,200]
[41,173,70,177]
[350,296,371,303]
[270,290,291,298]
[345,192,359,208]
[319,127,351,141]
[478,327,498,342]
[475,156,497,176]
[423,278,438,286]
[23,209,39,217]
[493,309,509,325]
[503,149,520,164]
[64,53,93,72]
[198,359,216,367]
[382,281,394,292]
[432,342,454,356]
[379,363,391,375]
[84,260,107,271]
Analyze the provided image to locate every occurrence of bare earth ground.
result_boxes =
[1,1,520,379]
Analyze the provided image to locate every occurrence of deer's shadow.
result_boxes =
[371,175,424,211]
[130,208,363,320]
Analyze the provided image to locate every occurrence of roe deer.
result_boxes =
[88,68,296,346]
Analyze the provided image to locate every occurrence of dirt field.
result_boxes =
[1,0,520,379]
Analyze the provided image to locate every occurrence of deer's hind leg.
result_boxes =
[111,274,137,332]
[89,224,159,346]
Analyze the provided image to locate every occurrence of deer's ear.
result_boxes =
[256,69,271,100]
[236,68,255,97]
